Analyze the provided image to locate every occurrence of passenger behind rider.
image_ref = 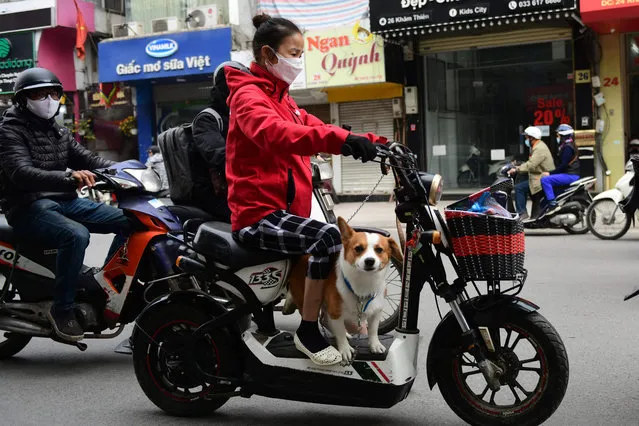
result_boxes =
[508,126,555,219]
[540,124,580,216]
[0,68,130,342]
[145,145,170,197]
[225,14,382,366]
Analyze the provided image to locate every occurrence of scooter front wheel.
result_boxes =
[435,311,569,426]
[586,199,631,240]
[132,304,238,417]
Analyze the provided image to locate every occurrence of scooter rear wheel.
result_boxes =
[563,199,591,235]
[132,304,238,417]
[587,199,631,240]
[0,332,31,360]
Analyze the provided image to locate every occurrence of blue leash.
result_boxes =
[343,276,376,313]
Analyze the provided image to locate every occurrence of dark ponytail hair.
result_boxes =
[252,14,302,61]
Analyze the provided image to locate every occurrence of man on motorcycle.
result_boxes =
[0,68,130,342]
[508,126,555,219]
[540,124,580,215]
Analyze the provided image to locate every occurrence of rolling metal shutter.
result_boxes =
[338,99,396,194]
[419,27,572,55]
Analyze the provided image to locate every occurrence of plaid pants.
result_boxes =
[234,210,341,280]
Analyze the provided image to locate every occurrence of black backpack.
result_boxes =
[157,108,223,204]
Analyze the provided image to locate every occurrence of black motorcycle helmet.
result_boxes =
[13,67,63,104]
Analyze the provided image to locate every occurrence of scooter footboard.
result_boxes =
[239,329,419,408]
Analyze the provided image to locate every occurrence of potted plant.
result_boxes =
[65,118,96,142]
[119,115,137,138]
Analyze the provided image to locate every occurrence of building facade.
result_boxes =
[0,0,128,160]
[581,0,639,188]
[369,0,600,191]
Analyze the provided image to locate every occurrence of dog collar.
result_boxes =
[343,276,376,313]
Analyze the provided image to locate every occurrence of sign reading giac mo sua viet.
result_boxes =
[305,23,386,89]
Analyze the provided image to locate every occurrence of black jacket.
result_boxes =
[0,106,114,219]
[192,88,229,172]
[551,139,580,176]
[189,88,231,221]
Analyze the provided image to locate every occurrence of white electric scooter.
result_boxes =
[130,143,569,426]
[587,159,636,240]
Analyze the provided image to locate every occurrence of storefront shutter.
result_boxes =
[338,99,396,194]
[419,27,572,54]
[303,103,331,125]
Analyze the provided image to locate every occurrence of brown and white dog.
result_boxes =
[288,217,403,364]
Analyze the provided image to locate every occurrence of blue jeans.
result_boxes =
[515,180,530,215]
[541,174,580,202]
[9,198,131,313]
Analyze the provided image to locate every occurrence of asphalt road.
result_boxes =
[1,202,639,425]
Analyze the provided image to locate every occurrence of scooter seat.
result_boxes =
[0,216,15,244]
[570,176,596,187]
[193,221,290,270]
[166,204,216,223]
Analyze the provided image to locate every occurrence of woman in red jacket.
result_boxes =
[225,14,380,366]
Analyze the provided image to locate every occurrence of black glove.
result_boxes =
[341,135,378,163]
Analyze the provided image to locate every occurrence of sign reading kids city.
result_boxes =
[369,0,577,33]
[98,28,231,83]
[305,23,386,89]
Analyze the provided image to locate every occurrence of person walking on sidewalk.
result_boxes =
[508,126,555,219]
[540,124,580,215]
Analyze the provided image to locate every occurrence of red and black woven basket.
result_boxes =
[444,184,525,281]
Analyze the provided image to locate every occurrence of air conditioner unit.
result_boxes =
[186,4,221,29]
[112,22,144,38]
[152,17,182,33]
[104,0,124,14]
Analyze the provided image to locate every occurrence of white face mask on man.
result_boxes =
[266,48,303,86]
[26,95,60,120]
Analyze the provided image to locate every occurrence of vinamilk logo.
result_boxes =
[0,38,11,59]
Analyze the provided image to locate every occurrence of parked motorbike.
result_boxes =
[621,160,639,302]
[499,162,595,234]
[458,145,512,187]
[0,160,204,359]
[131,142,569,425]
[587,159,636,240]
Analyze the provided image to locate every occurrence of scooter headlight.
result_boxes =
[123,168,162,193]
[418,172,443,206]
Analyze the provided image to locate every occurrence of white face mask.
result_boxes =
[266,49,303,86]
[26,95,60,120]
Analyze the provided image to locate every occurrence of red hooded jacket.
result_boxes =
[225,63,378,231]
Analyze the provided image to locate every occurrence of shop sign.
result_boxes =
[0,32,35,94]
[370,0,577,32]
[88,86,132,108]
[304,23,386,89]
[98,28,231,83]
[526,85,572,127]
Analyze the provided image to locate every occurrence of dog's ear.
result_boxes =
[388,237,404,262]
[337,216,354,240]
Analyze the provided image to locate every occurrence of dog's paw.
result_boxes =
[338,343,355,365]
[369,340,386,354]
